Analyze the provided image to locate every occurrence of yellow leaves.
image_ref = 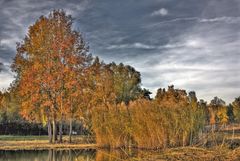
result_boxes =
[217,107,228,124]
[155,86,189,109]
[70,91,79,97]
[208,97,229,125]
[42,100,52,107]
[20,100,33,120]
[12,10,92,124]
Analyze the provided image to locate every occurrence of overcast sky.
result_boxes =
[0,0,240,103]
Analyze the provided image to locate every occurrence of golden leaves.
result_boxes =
[12,10,91,124]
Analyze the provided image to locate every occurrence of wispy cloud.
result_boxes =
[145,16,240,29]
[199,16,240,23]
[106,40,206,50]
[107,43,156,50]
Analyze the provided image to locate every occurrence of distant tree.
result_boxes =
[109,63,142,104]
[0,90,21,123]
[0,91,7,123]
[208,97,228,126]
[189,91,198,108]
[232,97,240,123]
[140,88,152,100]
[227,104,234,123]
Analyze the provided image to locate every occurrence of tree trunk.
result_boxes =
[59,93,63,143]
[48,119,52,143]
[59,119,63,143]
[55,122,58,142]
[52,119,57,143]
[69,118,73,143]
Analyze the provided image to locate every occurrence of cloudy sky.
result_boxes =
[0,0,240,103]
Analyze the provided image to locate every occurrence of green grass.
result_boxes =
[0,135,48,141]
[0,135,95,144]
[0,135,96,150]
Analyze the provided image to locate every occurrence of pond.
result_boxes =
[0,149,153,161]
[0,149,94,161]
[0,148,228,161]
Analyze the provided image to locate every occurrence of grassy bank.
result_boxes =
[0,135,94,142]
[0,135,48,141]
[0,135,96,150]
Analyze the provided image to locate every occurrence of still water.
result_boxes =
[0,149,95,161]
[0,149,153,161]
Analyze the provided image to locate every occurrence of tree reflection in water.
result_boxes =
[47,149,96,161]
[0,149,152,161]
[0,149,96,161]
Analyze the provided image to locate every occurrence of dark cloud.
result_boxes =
[0,0,240,103]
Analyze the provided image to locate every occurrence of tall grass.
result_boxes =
[92,98,205,149]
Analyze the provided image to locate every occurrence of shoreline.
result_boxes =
[0,140,97,151]
[2,139,240,160]
[2,142,240,161]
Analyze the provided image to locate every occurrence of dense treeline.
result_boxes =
[0,90,47,135]
[0,10,240,148]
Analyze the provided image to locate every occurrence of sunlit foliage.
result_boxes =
[92,86,205,149]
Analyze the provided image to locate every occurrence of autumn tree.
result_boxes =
[12,10,91,143]
[91,59,116,107]
[63,56,92,143]
[208,97,228,128]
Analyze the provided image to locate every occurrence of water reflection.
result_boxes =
[0,149,96,161]
[0,149,156,161]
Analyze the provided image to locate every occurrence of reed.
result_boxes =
[92,98,205,149]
